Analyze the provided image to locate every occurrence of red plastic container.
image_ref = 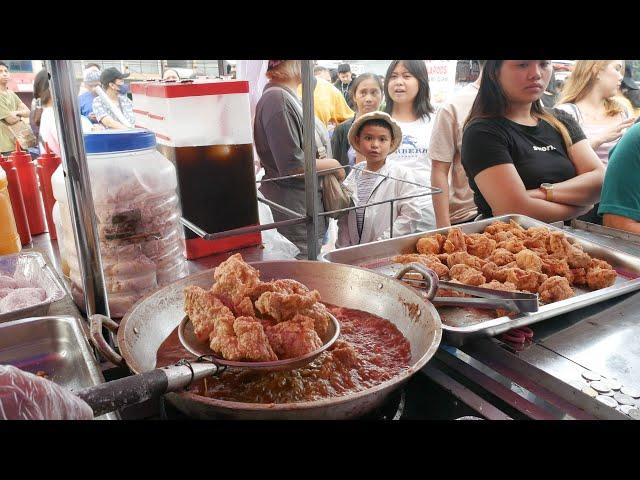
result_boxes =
[0,153,31,245]
[36,142,62,240]
[9,142,47,235]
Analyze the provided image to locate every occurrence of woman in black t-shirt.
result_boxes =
[461,60,604,223]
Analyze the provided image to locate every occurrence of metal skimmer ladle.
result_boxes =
[395,263,539,314]
[78,312,340,417]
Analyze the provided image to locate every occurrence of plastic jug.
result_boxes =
[0,154,31,245]
[36,142,62,240]
[0,168,21,255]
[9,142,47,235]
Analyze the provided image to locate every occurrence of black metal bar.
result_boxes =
[180,216,307,241]
[257,196,305,219]
[301,60,319,260]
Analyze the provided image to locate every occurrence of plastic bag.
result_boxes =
[322,174,353,219]
[0,365,94,420]
[256,190,300,259]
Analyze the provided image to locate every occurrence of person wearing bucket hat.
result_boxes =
[78,68,102,123]
[336,111,422,248]
[92,67,135,130]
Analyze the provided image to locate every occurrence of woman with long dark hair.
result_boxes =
[383,60,436,229]
[461,60,604,223]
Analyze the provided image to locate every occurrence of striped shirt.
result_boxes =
[354,168,380,236]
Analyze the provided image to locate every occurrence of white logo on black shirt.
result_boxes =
[533,145,556,152]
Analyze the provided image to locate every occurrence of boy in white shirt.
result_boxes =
[336,111,423,247]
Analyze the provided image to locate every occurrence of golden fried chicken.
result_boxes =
[392,254,449,279]
[184,285,233,342]
[436,253,450,264]
[465,233,497,259]
[541,257,573,283]
[497,238,526,254]
[571,268,588,286]
[479,280,518,292]
[538,276,575,304]
[212,253,261,304]
[447,251,485,270]
[590,258,613,270]
[481,262,499,281]
[449,264,486,286]
[515,249,544,273]
[564,245,592,269]
[234,296,255,317]
[210,316,278,362]
[489,248,516,266]
[503,268,548,293]
[586,268,617,290]
[255,289,321,322]
[266,314,323,359]
[416,234,446,255]
[491,231,516,243]
[300,302,333,342]
[443,227,467,253]
[248,278,310,301]
[484,221,512,236]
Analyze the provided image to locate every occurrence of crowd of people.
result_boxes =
[252,59,640,255]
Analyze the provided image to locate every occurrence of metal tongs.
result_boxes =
[395,263,539,314]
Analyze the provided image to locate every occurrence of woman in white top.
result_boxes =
[555,60,635,166]
[383,60,436,230]
[336,111,422,248]
[33,69,94,157]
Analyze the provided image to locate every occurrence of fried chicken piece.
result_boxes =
[449,264,486,286]
[209,316,278,362]
[479,280,518,292]
[564,246,592,269]
[416,234,446,255]
[446,251,485,270]
[515,249,544,273]
[211,253,261,304]
[541,257,573,283]
[484,221,512,236]
[538,276,575,304]
[488,248,516,266]
[443,227,467,253]
[184,285,233,342]
[436,253,450,264]
[255,289,321,322]
[392,254,449,279]
[329,339,361,369]
[571,268,588,286]
[266,314,323,360]
[491,231,515,243]
[248,278,310,301]
[300,302,333,342]
[497,238,526,254]
[234,296,255,317]
[586,268,617,290]
[465,233,497,259]
[589,258,614,270]
[481,262,499,281]
[547,231,567,255]
[503,268,548,293]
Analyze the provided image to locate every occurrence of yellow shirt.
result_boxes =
[298,78,354,127]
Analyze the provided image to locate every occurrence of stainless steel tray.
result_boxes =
[0,251,67,323]
[321,214,640,346]
[0,315,117,420]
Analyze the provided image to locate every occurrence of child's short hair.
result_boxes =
[356,118,394,139]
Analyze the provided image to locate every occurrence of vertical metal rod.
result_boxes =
[389,200,395,238]
[218,60,225,77]
[301,60,319,260]
[46,60,110,318]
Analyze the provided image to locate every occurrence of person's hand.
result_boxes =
[597,117,635,145]
[0,364,94,420]
[527,188,546,201]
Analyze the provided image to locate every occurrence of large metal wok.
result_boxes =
[87,260,442,420]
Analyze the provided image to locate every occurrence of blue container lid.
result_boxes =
[84,129,157,154]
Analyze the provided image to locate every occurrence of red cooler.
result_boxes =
[131,80,261,259]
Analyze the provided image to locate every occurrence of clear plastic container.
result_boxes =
[52,129,187,318]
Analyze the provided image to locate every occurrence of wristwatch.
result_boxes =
[540,183,554,202]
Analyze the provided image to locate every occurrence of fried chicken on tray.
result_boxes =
[398,221,619,314]
[184,254,327,362]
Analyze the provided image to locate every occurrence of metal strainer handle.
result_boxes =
[394,263,439,300]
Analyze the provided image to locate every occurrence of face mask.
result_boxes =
[118,83,129,95]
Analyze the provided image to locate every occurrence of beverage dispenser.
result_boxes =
[131,80,261,259]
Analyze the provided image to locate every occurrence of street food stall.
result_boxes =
[2,60,640,420]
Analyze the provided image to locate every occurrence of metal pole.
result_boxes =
[46,60,110,318]
[301,60,319,260]
[218,60,225,77]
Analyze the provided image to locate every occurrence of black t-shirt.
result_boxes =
[461,109,586,218]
